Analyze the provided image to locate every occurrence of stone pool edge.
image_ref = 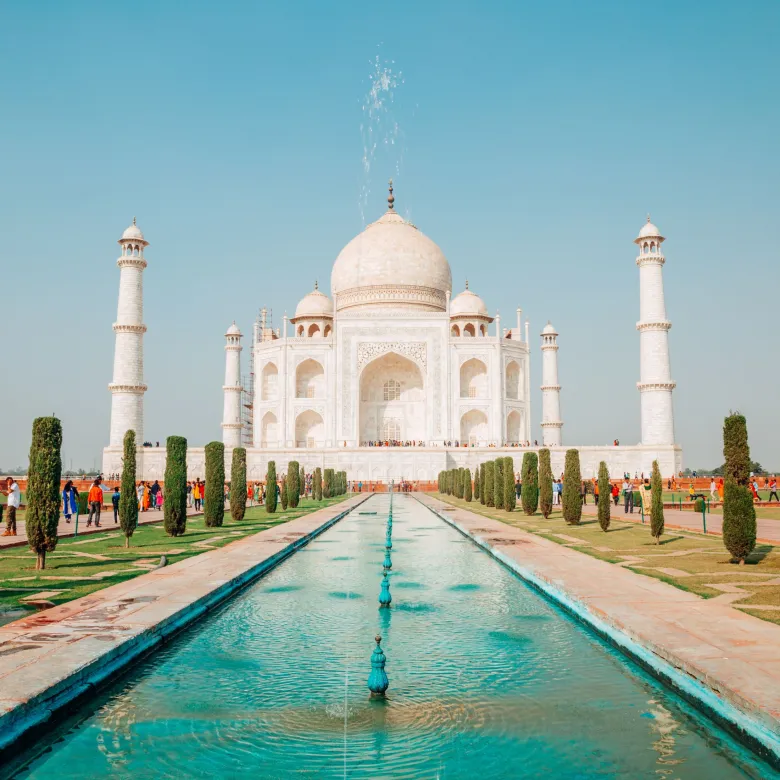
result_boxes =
[0,494,370,758]
[417,495,780,766]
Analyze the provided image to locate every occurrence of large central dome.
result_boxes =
[330,187,452,312]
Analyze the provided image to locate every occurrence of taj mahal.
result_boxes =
[102,183,682,482]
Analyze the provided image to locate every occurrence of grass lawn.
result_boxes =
[0,495,350,622]
[433,493,780,626]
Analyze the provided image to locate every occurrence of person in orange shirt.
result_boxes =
[717,478,725,501]
[87,479,103,528]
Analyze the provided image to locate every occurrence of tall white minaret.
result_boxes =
[636,216,675,445]
[540,322,563,445]
[222,322,243,448]
[109,218,148,447]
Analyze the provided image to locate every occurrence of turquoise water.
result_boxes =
[10,495,776,778]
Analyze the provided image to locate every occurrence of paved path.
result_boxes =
[418,493,780,758]
[0,505,204,549]
[0,493,368,755]
[579,501,780,543]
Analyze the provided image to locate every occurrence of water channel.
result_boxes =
[10,494,776,778]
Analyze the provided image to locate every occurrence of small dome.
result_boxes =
[542,321,557,335]
[293,283,333,319]
[637,216,663,241]
[226,321,241,336]
[450,285,488,317]
[121,218,145,241]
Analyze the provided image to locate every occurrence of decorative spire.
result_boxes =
[314,280,318,291]
[646,213,651,223]
[465,279,469,290]
[387,179,395,211]
[133,216,137,226]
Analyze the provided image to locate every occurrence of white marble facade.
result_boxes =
[103,186,682,481]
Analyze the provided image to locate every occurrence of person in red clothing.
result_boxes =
[87,478,103,528]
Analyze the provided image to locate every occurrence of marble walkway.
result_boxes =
[0,493,368,755]
[417,493,780,760]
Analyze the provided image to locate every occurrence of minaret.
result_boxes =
[222,322,243,448]
[635,217,675,445]
[540,322,563,445]
[109,218,148,447]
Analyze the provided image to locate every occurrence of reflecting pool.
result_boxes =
[10,495,776,778]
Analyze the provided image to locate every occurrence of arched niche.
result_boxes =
[261,363,278,401]
[308,323,321,337]
[359,352,425,443]
[507,410,523,443]
[463,323,476,337]
[295,409,324,448]
[261,411,278,446]
[506,360,521,400]
[460,357,488,399]
[451,324,460,337]
[460,409,488,445]
[296,358,325,399]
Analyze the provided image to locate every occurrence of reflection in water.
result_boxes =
[12,495,775,780]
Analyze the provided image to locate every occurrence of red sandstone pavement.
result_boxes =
[0,505,203,549]
[418,493,780,746]
[579,501,780,543]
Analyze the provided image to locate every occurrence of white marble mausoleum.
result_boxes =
[102,185,682,482]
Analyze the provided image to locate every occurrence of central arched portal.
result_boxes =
[359,352,425,443]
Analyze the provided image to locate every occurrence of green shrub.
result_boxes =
[164,435,188,535]
[539,449,553,519]
[479,463,486,504]
[266,461,278,513]
[230,447,247,522]
[722,413,756,563]
[280,474,288,509]
[25,416,62,569]
[464,468,472,502]
[562,449,582,525]
[288,460,300,508]
[204,441,225,527]
[520,453,538,515]
[77,489,88,515]
[650,460,664,542]
[484,461,495,507]
[597,460,610,532]
[494,458,504,510]
[473,464,480,501]
[324,468,334,498]
[694,497,706,513]
[314,467,322,501]
[119,429,139,547]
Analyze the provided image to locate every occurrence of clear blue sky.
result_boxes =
[1,0,777,470]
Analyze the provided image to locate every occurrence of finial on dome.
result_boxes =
[646,213,651,223]
[465,279,469,290]
[314,280,318,291]
[387,179,395,211]
[133,216,137,226]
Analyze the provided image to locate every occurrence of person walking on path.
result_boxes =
[112,485,120,523]
[768,477,779,503]
[1,477,20,536]
[156,487,163,511]
[611,481,619,506]
[622,478,634,514]
[136,481,145,512]
[150,480,160,510]
[193,479,202,511]
[87,478,103,528]
[710,478,718,500]
[717,478,725,502]
[186,481,193,508]
[62,480,75,523]
[580,481,587,506]
[143,482,151,512]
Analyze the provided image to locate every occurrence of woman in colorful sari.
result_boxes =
[717,478,725,502]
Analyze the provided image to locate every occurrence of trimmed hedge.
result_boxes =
[204,441,225,527]
[119,429,139,547]
[164,435,188,535]
[562,449,582,525]
[230,447,247,522]
[266,461,278,513]
[288,460,300,508]
[480,463,486,505]
[539,448,553,519]
[473,464,480,501]
[25,416,62,569]
[722,413,756,563]
[464,468,472,502]
[650,459,664,542]
[314,467,323,501]
[597,460,610,532]
[520,452,538,516]
[494,458,504,510]
[280,474,289,509]
[484,461,495,507]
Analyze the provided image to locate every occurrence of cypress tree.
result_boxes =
[484,461,495,507]
[722,413,756,564]
[288,460,300,508]
[438,471,443,492]
[597,460,611,532]
[314,466,322,500]
[539,448,553,519]
[266,461,278,513]
[300,466,306,499]
[119,429,139,548]
[25,416,62,570]
[204,441,225,527]
[504,457,516,511]
[521,452,539,515]
[650,459,663,542]
[464,468,473,502]
[280,474,289,509]
[230,446,247,522]
[480,463,486,504]
[494,458,504,510]
[473,464,480,501]
[459,468,467,498]
[324,468,333,498]
[562,449,582,525]
[164,435,188,535]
